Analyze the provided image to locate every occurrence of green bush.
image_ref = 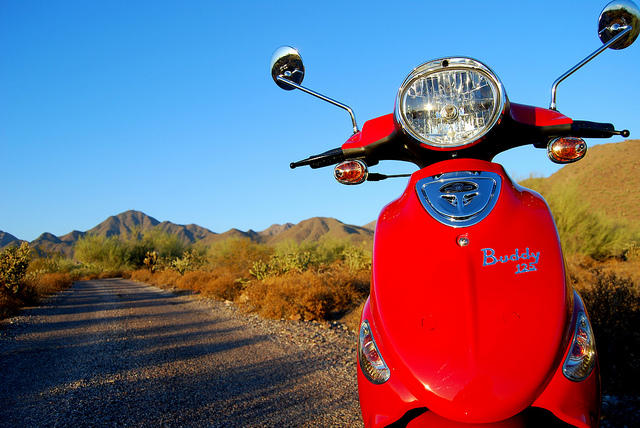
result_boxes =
[579,270,640,395]
[72,231,190,272]
[524,181,638,260]
[341,243,372,273]
[207,238,273,276]
[74,235,127,271]
[0,243,74,318]
[0,242,32,295]
[172,249,206,275]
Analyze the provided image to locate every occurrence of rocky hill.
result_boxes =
[1,211,373,257]
[519,139,640,224]
[0,231,26,250]
[4,139,636,258]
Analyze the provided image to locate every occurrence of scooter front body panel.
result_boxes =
[359,159,597,427]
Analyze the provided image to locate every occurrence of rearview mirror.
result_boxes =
[270,46,305,90]
[598,0,640,49]
[269,46,360,134]
[550,0,639,109]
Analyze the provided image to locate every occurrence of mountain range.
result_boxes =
[2,139,638,258]
[0,212,375,258]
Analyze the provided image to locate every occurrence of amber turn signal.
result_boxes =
[547,137,587,164]
[334,159,368,185]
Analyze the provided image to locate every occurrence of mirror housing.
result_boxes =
[598,0,640,49]
[270,46,305,90]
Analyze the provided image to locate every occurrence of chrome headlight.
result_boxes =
[394,57,506,149]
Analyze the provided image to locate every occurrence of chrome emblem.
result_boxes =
[416,171,501,227]
[439,181,479,208]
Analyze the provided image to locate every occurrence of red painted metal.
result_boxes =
[509,103,573,126]
[357,158,599,427]
[343,113,395,150]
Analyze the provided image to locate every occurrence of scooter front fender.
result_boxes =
[358,159,598,427]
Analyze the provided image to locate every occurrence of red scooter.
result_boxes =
[270,2,638,427]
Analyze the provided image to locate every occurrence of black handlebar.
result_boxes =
[290,118,630,170]
[290,148,347,169]
[570,121,630,138]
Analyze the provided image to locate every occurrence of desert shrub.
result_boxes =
[207,238,273,276]
[28,272,73,296]
[73,231,191,272]
[0,242,31,295]
[98,270,125,279]
[525,182,637,260]
[66,265,102,281]
[27,250,75,275]
[152,269,180,287]
[624,241,640,261]
[341,244,372,273]
[250,250,312,280]
[177,268,241,301]
[74,235,127,271]
[0,244,74,318]
[143,251,158,272]
[342,300,366,332]
[172,249,206,275]
[244,271,332,321]
[143,229,186,259]
[578,269,640,395]
[243,263,369,322]
[175,270,215,292]
[315,238,352,265]
[552,189,630,260]
[250,241,371,280]
[130,269,154,283]
[0,293,23,319]
[123,239,155,268]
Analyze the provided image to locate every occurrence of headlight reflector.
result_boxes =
[395,57,506,149]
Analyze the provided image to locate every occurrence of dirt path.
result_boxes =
[0,279,363,427]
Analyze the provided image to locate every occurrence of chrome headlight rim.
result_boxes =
[394,57,507,150]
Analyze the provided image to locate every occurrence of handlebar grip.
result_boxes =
[290,148,346,169]
[571,121,630,138]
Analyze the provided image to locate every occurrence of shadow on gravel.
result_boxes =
[0,279,362,427]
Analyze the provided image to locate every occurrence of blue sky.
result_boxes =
[1,0,638,242]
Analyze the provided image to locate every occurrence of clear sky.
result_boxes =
[1,0,638,242]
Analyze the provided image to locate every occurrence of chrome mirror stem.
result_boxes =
[275,76,359,134]
[549,25,632,110]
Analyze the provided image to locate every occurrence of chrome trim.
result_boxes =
[416,171,502,228]
[275,77,359,134]
[550,0,639,110]
[270,45,359,134]
[549,26,633,110]
[394,57,506,149]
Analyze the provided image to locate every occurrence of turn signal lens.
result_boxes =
[563,310,597,381]
[334,159,368,185]
[547,137,587,164]
[359,320,390,384]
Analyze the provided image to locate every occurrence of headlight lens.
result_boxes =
[395,57,506,149]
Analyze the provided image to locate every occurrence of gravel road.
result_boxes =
[0,279,364,427]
